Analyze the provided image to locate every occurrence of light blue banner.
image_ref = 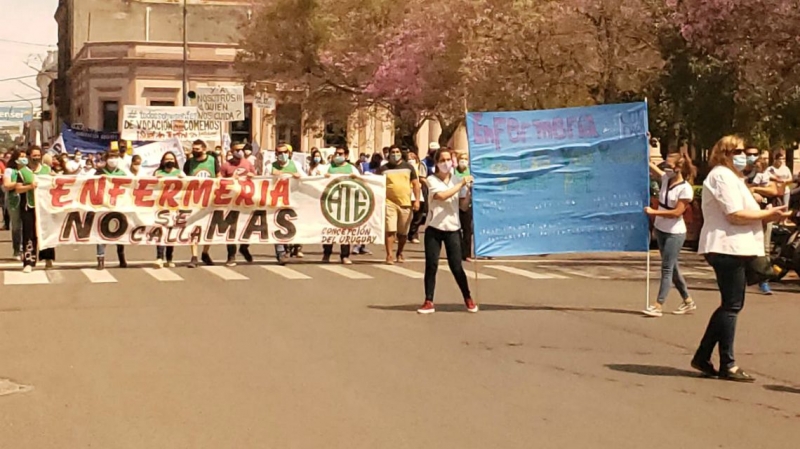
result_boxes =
[466,102,650,257]
[0,107,32,122]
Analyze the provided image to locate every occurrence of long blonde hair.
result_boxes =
[708,135,745,173]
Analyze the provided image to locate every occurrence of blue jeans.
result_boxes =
[695,254,748,370]
[655,229,690,304]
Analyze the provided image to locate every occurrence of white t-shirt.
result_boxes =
[410,163,426,202]
[751,172,771,186]
[698,166,765,256]
[425,174,461,232]
[768,164,792,182]
[655,174,693,234]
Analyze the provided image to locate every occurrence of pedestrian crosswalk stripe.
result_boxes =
[3,270,50,285]
[201,266,249,281]
[446,266,496,280]
[553,268,610,280]
[374,265,424,279]
[80,268,118,283]
[143,268,184,282]
[261,265,311,280]
[318,265,373,279]
[487,265,568,280]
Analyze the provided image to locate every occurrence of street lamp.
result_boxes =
[182,0,188,106]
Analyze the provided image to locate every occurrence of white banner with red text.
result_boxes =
[34,175,386,248]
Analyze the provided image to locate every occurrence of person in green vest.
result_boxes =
[453,151,473,261]
[270,143,302,265]
[154,151,185,269]
[183,139,219,268]
[322,146,360,264]
[2,149,24,260]
[95,146,129,271]
[14,146,56,272]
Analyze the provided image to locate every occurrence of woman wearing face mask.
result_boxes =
[153,152,184,268]
[453,152,474,261]
[407,150,428,244]
[643,150,697,317]
[417,148,477,314]
[692,136,790,382]
[308,148,325,176]
[2,150,24,259]
[129,154,143,177]
[94,149,129,270]
[14,147,55,272]
[270,144,303,264]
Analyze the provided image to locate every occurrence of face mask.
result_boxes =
[438,161,453,173]
[313,156,321,164]
[277,153,288,163]
[32,158,42,165]
[192,150,203,158]
[333,156,345,165]
[458,160,468,170]
[165,161,176,170]
[17,157,28,166]
[746,155,758,165]
[391,153,402,162]
[106,158,119,169]
[733,154,748,171]
[233,150,244,159]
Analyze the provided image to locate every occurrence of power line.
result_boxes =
[0,38,56,48]
[0,97,39,104]
[0,75,38,83]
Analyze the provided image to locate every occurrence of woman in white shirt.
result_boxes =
[644,150,696,317]
[417,148,477,315]
[692,135,789,382]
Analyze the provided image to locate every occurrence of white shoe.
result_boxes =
[643,305,663,317]
[673,300,697,315]
[45,260,54,270]
[166,262,176,268]
[155,259,164,269]
[22,266,32,274]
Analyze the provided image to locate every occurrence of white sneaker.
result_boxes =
[155,259,164,269]
[673,300,697,315]
[22,266,32,274]
[643,305,663,317]
[166,262,176,268]
[45,260,54,270]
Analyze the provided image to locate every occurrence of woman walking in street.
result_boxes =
[2,150,23,260]
[643,149,697,317]
[153,152,184,268]
[692,135,789,382]
[14,146,55,272]
[417,147,477,314]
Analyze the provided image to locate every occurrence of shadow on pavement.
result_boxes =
[606,364,702,378]
[368,304,642,315]
[764,384,800,394]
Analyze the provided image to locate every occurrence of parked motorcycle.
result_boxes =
[769,212,800,280]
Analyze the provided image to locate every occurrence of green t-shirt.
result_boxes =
[186,157,217,178]
[17,167,36,208]
[155,168,182,177]
[327,163,357,175]
[96,167,127,177]
[5,168,20,210]
[271,159,298,174]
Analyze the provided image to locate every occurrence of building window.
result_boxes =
[149,100,175,107]
[102,101,119,132]
[230,103,253,144]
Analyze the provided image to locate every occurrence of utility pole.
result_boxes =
[182,0,188,106]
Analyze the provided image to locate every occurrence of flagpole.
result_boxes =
[644,97,651,310]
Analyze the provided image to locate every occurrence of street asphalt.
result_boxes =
[1,230,799,448]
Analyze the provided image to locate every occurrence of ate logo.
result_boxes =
[320,178,375,229]
[194,169,213,178]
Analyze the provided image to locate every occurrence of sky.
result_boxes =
[0,0,59,109]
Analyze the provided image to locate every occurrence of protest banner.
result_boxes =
[254,93,276,112]
[35,175,386,248]
[54,123,130,154]
[195,86,245,121]
[132,138,187,176]
[0,107,32,122]
[466,102,650,257]
[121,106,221,141]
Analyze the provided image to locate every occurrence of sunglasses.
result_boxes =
[732,149,746,155]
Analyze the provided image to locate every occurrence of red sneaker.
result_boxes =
[417,300,435,314]
[465,299,479,313]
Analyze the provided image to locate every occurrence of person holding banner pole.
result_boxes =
[154,152,185,268]
[692,136,790,382]
[221,143,256,267]
[417,147,477,314]
[453,152,474,262]
[270,144,302,265]
[15,147,55,272]
[322,147,358,264]
[184,140,218,268]
[94,147,128,271]
[643,150,697,317]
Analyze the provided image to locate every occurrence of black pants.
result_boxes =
[695,253,748,371]
[21,207,54,267]
[409,198,428,241]
[156,246,174,261]
[323,244,351,259]
[424,226,471,302]
[227,244,249,259]
[459,207,473,260]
